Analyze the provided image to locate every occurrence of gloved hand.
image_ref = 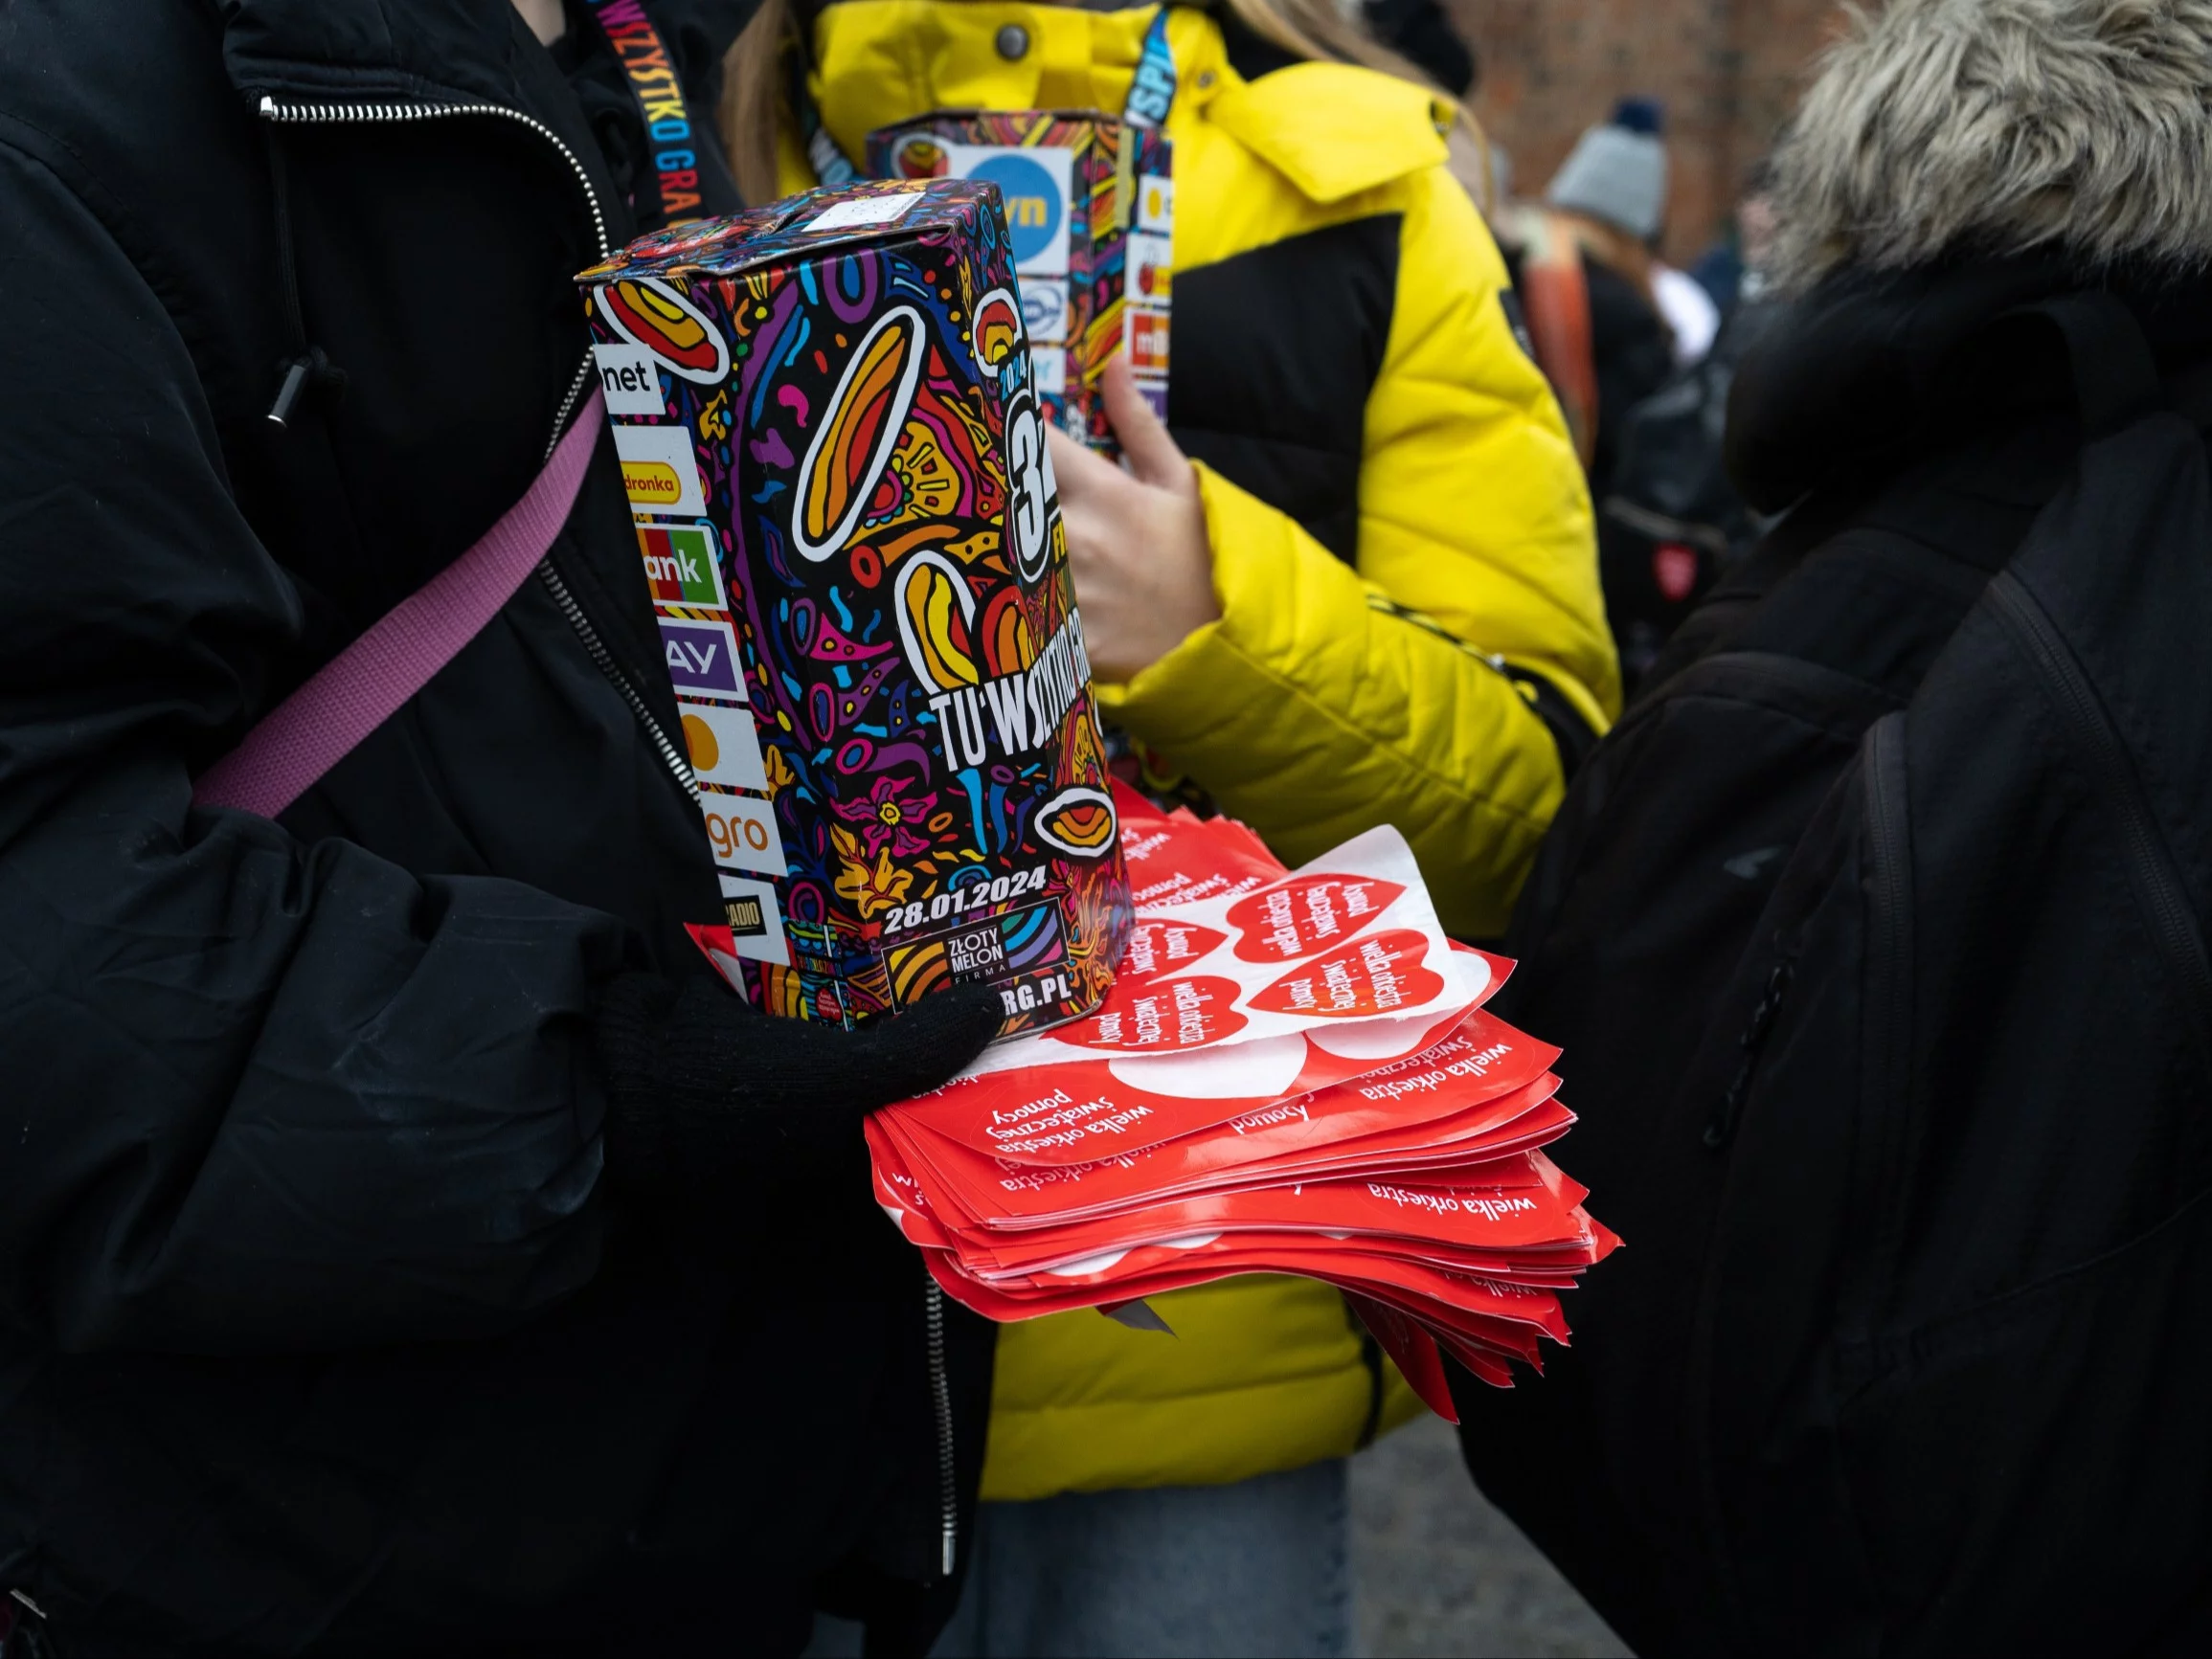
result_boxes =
[592,972,1002,1238]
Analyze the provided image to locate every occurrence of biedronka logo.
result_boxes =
[621,460,685,504]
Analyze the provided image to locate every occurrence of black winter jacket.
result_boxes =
[0,2,985,1651]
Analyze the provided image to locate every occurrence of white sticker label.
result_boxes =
[593,344,666,415]
[804,191,926,233]
[701,790,787,876]
[1028,346,1068,398]
[1125,233,1172,307]
[717,874,791,964]
[612,422,705,518]
[1137,173,1174,235]
[1023,278,1071,345]
[679,700,769,790]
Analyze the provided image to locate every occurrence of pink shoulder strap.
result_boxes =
[193,390,608,818]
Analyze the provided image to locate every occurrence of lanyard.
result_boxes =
[580,0,709,228]
[1123,6,1178,129]
[796,3,1183,189]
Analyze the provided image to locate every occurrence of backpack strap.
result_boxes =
[2008,290,2164,437]
[192,389,608,818]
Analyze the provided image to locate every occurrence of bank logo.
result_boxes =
[639,522,725,609]
[1127,306,1170,376]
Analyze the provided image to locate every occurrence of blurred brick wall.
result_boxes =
[1449,0,1849,264]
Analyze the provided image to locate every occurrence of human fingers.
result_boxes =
[1098,355,1190,493]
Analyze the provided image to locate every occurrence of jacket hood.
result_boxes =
[1769,0,2212,295]
[1726,256,2212,511]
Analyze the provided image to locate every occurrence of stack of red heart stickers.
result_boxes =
[867,784,1617,1419]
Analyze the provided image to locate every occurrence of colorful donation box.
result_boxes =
[577,178,1132,1032]
[865,111,1171,448]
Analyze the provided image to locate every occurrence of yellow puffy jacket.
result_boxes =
[788,0,1616,1501]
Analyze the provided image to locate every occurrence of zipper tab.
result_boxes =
[266,358,311,426]
[1705,959,1794,1150]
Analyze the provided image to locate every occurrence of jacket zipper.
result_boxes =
[257,94,698,806]
[1855,712,1916,1315]
[1703,956,1794,1150]
[1987,572,2212,1067]
[925,1279,959,1577]
[536,559,699,801]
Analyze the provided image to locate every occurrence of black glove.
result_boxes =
[592,972,1002,1216]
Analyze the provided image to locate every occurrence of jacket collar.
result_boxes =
[219,0,535,108]
[1725,257,2212,512]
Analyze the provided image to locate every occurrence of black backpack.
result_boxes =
[1457,294,2212,1654]
[1593,298,1779,689]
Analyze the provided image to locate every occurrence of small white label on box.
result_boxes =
[717,874,791,964]
[1127,306,1170,376]
[612,422,705,518]
[678,700,769,790]
[804,191,926,233]
[1138,174,1174,235]
[700,790,788,877]
[1023,279,1071,345]
[1125,233,1172,306]
[594,344,665,415]
[1028,347,1068,398]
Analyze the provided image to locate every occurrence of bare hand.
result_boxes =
[1050,357,1218,683]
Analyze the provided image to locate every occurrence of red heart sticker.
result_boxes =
[1246,928,1444,1018]
[1119,918,1230,982]
[1227,875,1408,962]
[1067,975,1248,1051]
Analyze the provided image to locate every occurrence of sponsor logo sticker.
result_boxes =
[1127,306,1170,375]
[612,423,705,518]
[1023,279,1070,345]
[658,616,745,696]
[1138,174,1174,235]
[1028,347,1068,398]
[716,874,791,963]
[638,522,726,610]
[701,790,788,876]
[1125,233,1172,305]
[679,699,768,786]
[594,344,666,415]
[948,145,1073,277]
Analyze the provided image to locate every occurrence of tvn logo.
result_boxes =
[953,145,1073,278]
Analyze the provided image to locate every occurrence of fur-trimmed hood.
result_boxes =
[1770,0,2212,293]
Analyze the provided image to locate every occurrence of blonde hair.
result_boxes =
[720,0,1491,211]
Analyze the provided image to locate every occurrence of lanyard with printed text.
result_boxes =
[580,0,710,228]
[796,3,1183,188]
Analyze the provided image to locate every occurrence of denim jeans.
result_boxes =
[927,1458,1351,1658]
